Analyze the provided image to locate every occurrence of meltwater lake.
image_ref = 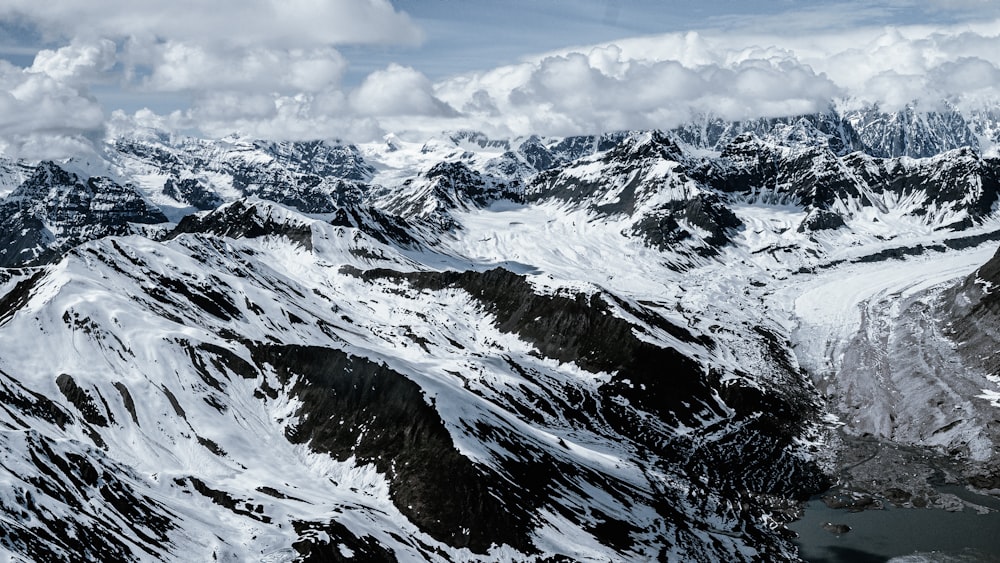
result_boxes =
[789,488,1000,562]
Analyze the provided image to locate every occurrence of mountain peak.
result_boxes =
[0,161,166,267]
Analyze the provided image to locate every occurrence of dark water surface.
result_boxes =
[789,493,1000,562]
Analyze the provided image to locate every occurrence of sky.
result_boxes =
[1,0,1000,158]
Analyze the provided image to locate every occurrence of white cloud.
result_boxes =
[350,64,457,117]
[189,91,279,122]
[28,40,116,84]
[425,21,1000,137]
[0,133,101,161]
[6,1,1000,150]
[436,43,842,136]
[930,57,1000,95]
[154,90,384,142]
[131,63,463,143]
[142,43,346,93]
[793,24,1000,110]
[0,0,422,48]
[0,0,423,151]
[106,19,1000,143]
[0,60,104,158]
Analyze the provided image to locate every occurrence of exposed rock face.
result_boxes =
[483,132,630,180]
[162,177,223,211]
[0,161,166,267]
[674,104,987,158]
[169,199,316,249]
[821,522,851,535]
[377,160,523,233]
[253,343,529,553]
[631,192,743,252]
[943,246,1000,374]
[705,135,866,208]
[0,201,830,561]
[93,111,1000,266]
[845,147,1000,222]
[844,105,982,158]
[702,136,1000,223]
[798,209,846,232]
[675,111,864,155]
[3,107,1000,561]
[114,136,375,213]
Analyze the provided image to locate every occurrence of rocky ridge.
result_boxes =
[1,104,1000,561]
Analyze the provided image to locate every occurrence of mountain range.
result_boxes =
[1,102,1000,561]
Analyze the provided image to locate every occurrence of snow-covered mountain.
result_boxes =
[0,162,166,268]
[2,104,1000,561]
[675,103,1000,158]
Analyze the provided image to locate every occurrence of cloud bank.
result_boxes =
[434,22,1000,138]
[2,1,1000,156]
[0,0,422,48]
[0,59,104,159]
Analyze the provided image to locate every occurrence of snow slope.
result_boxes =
[2,109,1000,561]
[0,198,830,561]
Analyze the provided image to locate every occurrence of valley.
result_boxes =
[4,0,1000,560]
[1,114,1000,561]
[779,242,1000,562]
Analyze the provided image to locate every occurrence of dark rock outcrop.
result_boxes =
[0,162,166,267]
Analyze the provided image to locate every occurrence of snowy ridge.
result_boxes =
[0,156,32,199]
[0,162,166,268]
[0,198,829,561]
[111,135,374,221]
[674,103,1000,159]
[2,107,1000,560]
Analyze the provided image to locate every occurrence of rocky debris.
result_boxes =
[942,245,1000,375]
[820,522,851,535]
[811,278,1000,508]
[821,492,879,512]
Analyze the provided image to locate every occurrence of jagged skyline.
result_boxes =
[4,106,1000,562]
[1,0,1000,158]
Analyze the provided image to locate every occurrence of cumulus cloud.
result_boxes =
[107,89,385,143]
[427,21,1000,138]
[0,0,422,48]
[28,39,116,84]
[436,42,842,137]
[142,43,346,93]
[184,92,385,142]
[804,26,1000,110]
[119,62,464,144]
[0,0,425,152]
[931,57,1000,94]
[6,1,1000,150]
[0,60,104,158]
[350,64,458,117]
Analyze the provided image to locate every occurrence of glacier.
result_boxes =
[0,105,999,561]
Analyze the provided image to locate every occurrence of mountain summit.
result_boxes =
[1,106,1000,561]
